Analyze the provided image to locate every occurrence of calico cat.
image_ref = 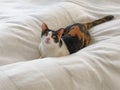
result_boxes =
[39,15,114,57]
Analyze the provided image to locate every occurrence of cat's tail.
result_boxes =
[83,15,114,30]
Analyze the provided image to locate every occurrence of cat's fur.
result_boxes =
[39,15,114,58]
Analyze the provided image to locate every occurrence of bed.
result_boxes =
[0,0,120,90]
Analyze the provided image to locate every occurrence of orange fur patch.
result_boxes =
[68,25,84,40]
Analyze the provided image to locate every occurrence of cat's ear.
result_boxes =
[41,23,48,32]
[57,28,64,40]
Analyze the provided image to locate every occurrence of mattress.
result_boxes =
[0,0,120,90]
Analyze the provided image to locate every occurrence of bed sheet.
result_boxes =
[0,0,120,90]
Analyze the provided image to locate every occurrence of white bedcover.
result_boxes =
[0,0,120,90]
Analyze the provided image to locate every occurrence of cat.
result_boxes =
[39,15,114,58]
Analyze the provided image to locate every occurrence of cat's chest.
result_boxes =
[39,41,69,57]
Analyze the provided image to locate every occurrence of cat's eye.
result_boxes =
[52,35,56,38]
[44,32,48,36]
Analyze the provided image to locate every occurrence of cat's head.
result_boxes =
[41,23,64,47]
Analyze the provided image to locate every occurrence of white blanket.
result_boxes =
[0,0,120,90]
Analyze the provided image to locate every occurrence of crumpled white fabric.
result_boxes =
[0,0,120,90]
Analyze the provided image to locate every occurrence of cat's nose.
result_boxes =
[46,37,50,43]
[46,37,50,41]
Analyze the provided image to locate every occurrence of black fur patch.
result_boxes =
[62,35,83,54]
